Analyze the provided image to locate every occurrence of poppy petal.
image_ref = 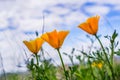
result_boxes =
[87,15,100,34]
[35,38,44,52]
[58,31,69,47]
[78,22,94,34]
[47,30,58,48]
[41,30,59,48]
[23,41,35,53]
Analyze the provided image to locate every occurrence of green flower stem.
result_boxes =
[95,34,115,80]
[35,54,39,66]
[95,35,109,64]
[57,49,68,80]
[111,42,114,65]
[110,40,115,79]
[35,54,40,79]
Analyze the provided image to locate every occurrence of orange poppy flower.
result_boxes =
[41,29,69,49]
[23,37,44,54]
[78,15,100,35]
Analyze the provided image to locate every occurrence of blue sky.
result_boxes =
[0,0,120,73]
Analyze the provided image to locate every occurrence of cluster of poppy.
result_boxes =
[23,15,100,54]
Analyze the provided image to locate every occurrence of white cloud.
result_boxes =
[48,6,70,15]
[0,12,9,28]
[64,12,87,27]
[84,5,110,15]
[114,5,120,10]
[18,19,43,31]
[0,0,87,32]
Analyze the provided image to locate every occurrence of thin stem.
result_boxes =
[95,35,109,64]
[35,54,39,66]
[57,49,68,80]
[95,34,115,80]
[35,54,41,80]
[111,42,114,65]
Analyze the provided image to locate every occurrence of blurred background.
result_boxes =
[0,0,120,74]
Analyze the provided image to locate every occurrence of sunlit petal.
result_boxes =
[35,38,44,53]
[42,29,69,49]
[47,30,58,48]
[23,37,44,54]
[78,22,94,34]
[58,31,69,48]
[87,15,100,34]
[78,15,100,35]
[23,41,35,53]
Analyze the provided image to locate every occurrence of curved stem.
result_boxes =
[95,35,109,64]
[95,34,115,80]
[57,49,68,80]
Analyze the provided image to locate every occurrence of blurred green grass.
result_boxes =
[0,72,30,80]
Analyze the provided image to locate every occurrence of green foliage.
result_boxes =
[27,54,57,80]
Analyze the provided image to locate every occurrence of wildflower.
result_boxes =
[23,37,44,54]
[91,62,96,68]
[97,62,103,69]
[41,29,69,49]
[91,61,103,69]
[78,15,100,35]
